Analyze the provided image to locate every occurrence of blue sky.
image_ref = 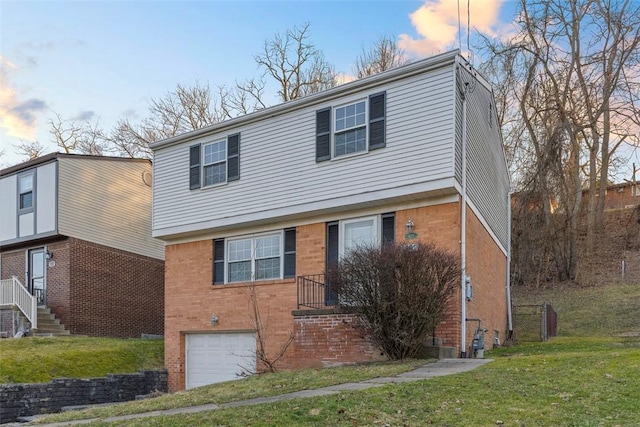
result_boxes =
[0,0,518,167]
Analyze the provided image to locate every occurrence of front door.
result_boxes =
[28,248,46,305]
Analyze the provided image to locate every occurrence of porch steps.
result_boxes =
[33,307,70,337]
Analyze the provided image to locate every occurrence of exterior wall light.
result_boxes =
[210,315,219,326]
[45,250,53,260]
[405,218,417,240]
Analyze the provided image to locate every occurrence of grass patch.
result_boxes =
[0,336,163,383]
[34,359,427,424]
[62,337,639,426]
[512,281,640,336]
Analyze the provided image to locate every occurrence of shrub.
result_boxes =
[328,242,460,359]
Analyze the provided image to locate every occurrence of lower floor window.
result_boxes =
[227,234,281,282]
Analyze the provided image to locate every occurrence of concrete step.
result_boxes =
[33,307,70,337]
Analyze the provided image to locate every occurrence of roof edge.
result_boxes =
[1,153,150,176]
[150,49,461,151]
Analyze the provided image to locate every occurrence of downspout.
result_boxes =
[506,186,514,338]
[460,70,468,358]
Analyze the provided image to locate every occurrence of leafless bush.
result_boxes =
[328,242,460,359]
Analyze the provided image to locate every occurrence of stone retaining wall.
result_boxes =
[0,370,167,424]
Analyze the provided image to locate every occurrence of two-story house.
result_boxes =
[151,50,511,391]
[0,154,164,338]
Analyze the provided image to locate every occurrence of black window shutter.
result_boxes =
[213,239,225,285]
[283,228,296,279]
[227,133,240,181]
[382,213,396,245]
[325,221,339,306]
[326,222,339,268]
[369,92,386,150]
[316,108,331,162]
[189,144,201,189]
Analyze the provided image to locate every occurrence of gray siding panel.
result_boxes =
[460,68,510,249]
[58,158,164,259]
[153,66,458,237]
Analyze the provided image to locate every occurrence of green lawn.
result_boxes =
[14,281,640,426]
[38,336,639,426]
[0,336,164,383]
[512,281,640,337]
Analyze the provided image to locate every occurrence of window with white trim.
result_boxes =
[203,140,227,186]
[335,100,367,156]
[18,173,34,210]
[227,233,282,283]
[339,216,379,257]
[315,92,386,162]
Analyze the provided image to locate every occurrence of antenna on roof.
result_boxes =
[457,0,462,52]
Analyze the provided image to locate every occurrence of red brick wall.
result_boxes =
[164,202,508,391]
[291,311,384,369]
[0,250,26,284]
[68,238,164,338]
[465,206,508,350]
[164,240,302,391]
[1,238,164,338]
[45,240,71,327]
[396,202,463,352]
[0,240,72,326]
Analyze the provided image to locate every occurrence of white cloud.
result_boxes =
[399,0,505,57]
[0,55,48,140]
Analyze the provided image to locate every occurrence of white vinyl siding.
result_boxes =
[57,158,164,260]
[460,67,510,250]
[0,161,57,243]
[0,174,17,241]
[153,64,457,238]
[35,162,56,234]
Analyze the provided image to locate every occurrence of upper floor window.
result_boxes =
[203,140,227,186]
[18,173,34,210]
[335,100,366,156]
[189,133,240,190]
[316,92,386,162]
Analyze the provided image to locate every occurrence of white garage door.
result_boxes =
[186,332,256,389]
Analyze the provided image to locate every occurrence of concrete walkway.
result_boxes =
[28,358,492,426]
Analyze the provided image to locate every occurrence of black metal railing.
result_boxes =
[296,274,338,309]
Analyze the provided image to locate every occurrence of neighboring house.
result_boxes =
[0,154,164,338]
[151,50,511,392]
[583,182,640,211]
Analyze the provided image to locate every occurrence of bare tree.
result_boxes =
[38,23,339,161]
[247,23,337,103]
[328,242,460,360]
[353,36,410,78]
[245,285,293,374]
[14,140,48,161]
[480,0,640,282]
[49,112,105,155]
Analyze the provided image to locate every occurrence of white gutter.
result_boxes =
[506,186,514,336]
[458,59,468,358]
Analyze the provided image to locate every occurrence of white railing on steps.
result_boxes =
[0,276,37,329]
